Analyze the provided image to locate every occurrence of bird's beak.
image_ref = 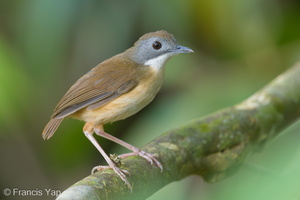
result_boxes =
[173,45,194,54]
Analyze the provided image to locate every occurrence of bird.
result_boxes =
[42,30,193,189]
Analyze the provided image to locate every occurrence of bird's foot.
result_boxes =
[119,148,163,172]
[91,164,132,191]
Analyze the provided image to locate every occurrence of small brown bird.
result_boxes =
[43,30,193,189]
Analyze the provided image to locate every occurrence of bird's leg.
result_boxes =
[83,122,132,190]
[94,124,163,172]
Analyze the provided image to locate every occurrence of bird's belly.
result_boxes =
[77,72,164,124]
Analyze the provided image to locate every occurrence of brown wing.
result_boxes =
[51,54,138,119]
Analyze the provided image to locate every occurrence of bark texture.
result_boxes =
[57,63,300,200]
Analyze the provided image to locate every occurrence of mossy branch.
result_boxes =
[57,63,300,200]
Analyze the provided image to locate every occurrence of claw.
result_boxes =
[119,149,163,172]
[91,165,132,191]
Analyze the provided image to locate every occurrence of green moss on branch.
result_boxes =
[57,63,300,200]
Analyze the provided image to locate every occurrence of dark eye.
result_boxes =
[152,41,162,50]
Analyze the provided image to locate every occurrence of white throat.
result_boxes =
[144,54,171,71]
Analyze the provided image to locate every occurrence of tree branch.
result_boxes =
[57,62,300,200]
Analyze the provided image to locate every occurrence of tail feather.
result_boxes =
[42,118,64,140]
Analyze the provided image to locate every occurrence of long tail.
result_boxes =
[42,118,64,140]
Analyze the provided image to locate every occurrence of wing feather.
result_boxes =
[51,54,138,118]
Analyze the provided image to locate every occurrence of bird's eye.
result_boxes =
[152,41,162,50]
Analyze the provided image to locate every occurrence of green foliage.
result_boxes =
[1,0,300,199]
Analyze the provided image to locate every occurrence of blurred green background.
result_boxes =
[1,0,300,199]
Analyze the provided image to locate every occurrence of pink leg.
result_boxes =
[83,122,132,190]
[94,126,163,172]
